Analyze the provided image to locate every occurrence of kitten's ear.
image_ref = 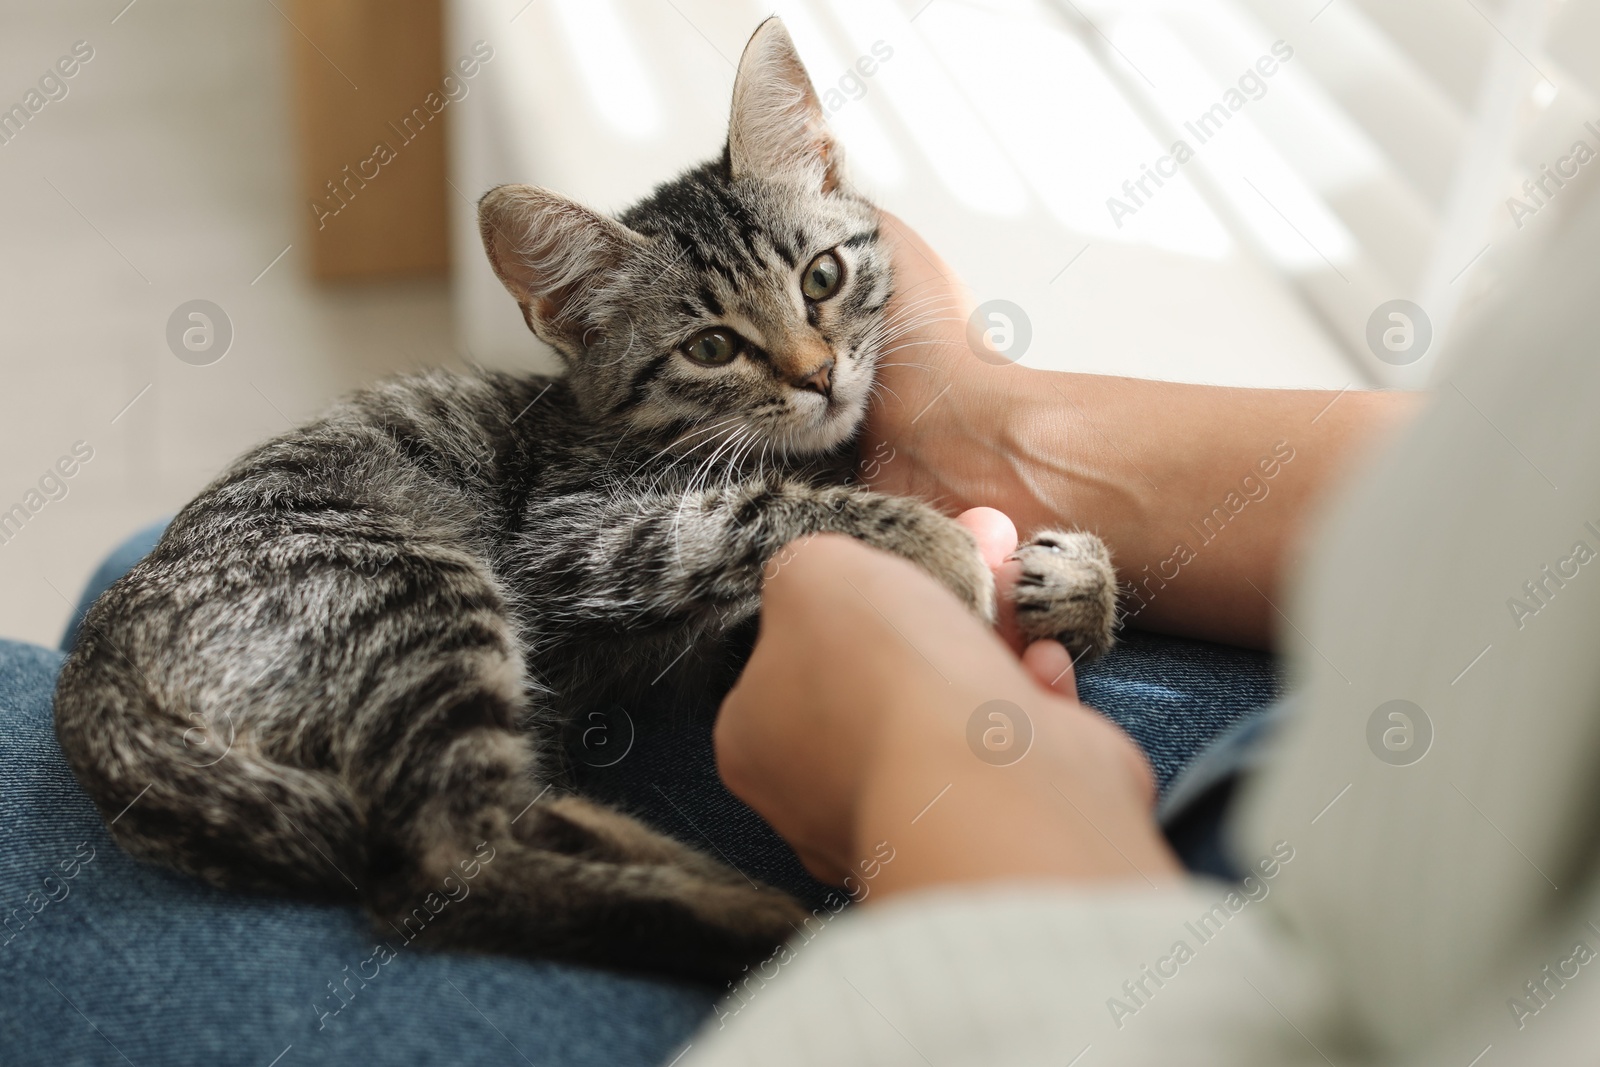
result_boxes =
[728,18,841,192]
[478,184,641,349]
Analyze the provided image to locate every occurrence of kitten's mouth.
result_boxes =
[780,389,864,455]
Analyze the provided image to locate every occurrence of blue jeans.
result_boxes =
[3,521,1281,1065]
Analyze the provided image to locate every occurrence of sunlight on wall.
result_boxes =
[918,1,1233,258]
[548,0,660,140]
[1172,2,1386,198]
[1110,12,1358,272]
[823,0,1030,216]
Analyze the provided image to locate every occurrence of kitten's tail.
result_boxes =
[53,646,365,901]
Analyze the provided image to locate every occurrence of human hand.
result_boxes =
[860,213,1020,511]
[714,527,1177,899]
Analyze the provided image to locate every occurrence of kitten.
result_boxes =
[53,18,1115,980]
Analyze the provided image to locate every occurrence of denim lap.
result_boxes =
[0,522,1282,1065]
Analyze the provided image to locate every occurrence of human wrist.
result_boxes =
[881,359,1037,514]
[973,369,1156,545]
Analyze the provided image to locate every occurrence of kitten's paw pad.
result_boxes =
[1009,530,1116,663]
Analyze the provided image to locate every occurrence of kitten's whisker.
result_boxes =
[889,287,960,316]
[683,423,744,495]
[879,297,964,319]
[667,414,744,450]
[658,421,742,467]
[882,313,966,329]
[873,329,967,358]
[722,434,760,493]
[876,313,963,341]
[672,426,749,548]
[670,449,727,551]
[646,422,745,495]
[877,315,967,338]
[877,295,962,326]
[878,294,953,321]
[879,294,957,319]
[880,336,965,350]
[645,439,727,497]
[885,278,961,305]
[868,381,905,407]
[874,335,966,357]
[639,415,746,490]
[876,326,960,350]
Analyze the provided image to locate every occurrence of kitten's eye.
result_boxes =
[682,327,744,366]
[802,251,843,301]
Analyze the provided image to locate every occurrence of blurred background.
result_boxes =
[1,0,1596,646]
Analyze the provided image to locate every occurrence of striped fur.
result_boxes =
[53,19,1114,980]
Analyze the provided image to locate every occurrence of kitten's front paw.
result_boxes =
[1010,530,1117,663]
[916,519,998,625]
[858,498,996,624]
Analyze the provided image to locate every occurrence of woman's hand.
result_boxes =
[714,522,1178,899]
[859,213,1015,512]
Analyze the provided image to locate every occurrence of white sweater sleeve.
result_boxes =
[681,882,1333,1067]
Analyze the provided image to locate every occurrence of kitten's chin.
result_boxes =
[781,393,868,456]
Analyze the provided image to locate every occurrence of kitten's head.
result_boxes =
[479,18,891,458]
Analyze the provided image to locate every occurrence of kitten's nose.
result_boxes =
[794,360,834,397]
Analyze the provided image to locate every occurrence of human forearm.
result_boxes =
[873,366,1415,648]
[867,213,1417,649]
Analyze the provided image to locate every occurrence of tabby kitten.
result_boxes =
[53,19,1116,980]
